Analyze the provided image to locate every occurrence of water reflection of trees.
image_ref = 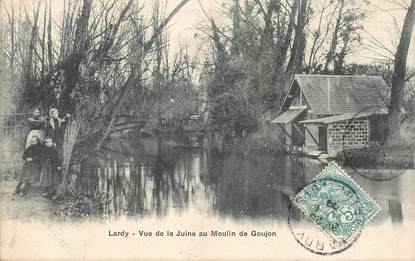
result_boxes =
[77,135,311,220]
[77,138,198,217]
[204,153,300,219]
[200,134,307,220]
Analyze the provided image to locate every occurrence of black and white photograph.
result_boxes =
[0,0,414,260]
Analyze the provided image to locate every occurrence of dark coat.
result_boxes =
[40,146,62,188]
[19,144,43,183]
[28,117,46,131]
[22,144,43,163]
[45,118,67,147]
[40,146,61,166]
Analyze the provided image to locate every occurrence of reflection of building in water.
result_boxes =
[76,137,327,220]
[74,137,412,224]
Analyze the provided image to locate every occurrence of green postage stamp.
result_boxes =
[293,161,380,246]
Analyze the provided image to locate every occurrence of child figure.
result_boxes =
[15,136,43,196]
[40,137,62,197]
[25,108,46,148]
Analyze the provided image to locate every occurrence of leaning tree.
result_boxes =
[388,0,415,144]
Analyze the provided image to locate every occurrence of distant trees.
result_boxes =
[199,0,312,137]
[344,63,394,86]
[305,0,368,74]
[200,0,369,137]
[324,0,367,74]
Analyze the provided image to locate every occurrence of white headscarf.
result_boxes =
[49,108,64,129]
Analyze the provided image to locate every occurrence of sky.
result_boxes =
[166,0,415,67]
[2,0,414,67]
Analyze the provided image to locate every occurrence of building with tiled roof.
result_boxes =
[272,74,389,157]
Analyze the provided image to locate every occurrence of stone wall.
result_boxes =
[327,117,368,157]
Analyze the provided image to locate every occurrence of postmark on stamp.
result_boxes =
[288,202,361,255]
[291,161,380,252]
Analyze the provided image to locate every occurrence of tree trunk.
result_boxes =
[48,0,53,70]
[57,0,92,197]
[57,116,81,196]
[231,0,241,56]
[260,0,279,50]
[279,0,298,67]
[325,0,344,72]
[41,3,47,77]
[10,4,15,78]
[286,0,308,73]
[24,2,41,86]
[334,31,350,74]
[387,0,415,144]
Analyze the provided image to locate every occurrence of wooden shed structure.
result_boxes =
[272,74,389,157]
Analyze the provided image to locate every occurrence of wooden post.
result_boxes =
[304,125,319,145]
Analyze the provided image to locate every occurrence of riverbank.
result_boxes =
[0,180,53,222]
[0,175,102,221]
[336,144,415,169]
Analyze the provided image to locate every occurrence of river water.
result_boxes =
[75,136,415,226]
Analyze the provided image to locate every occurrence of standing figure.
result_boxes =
[45,108,69,160]
[14,136,43,196]
[40,137,62,198]
[25,108,46,148]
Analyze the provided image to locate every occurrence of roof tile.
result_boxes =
[294,74,389,115]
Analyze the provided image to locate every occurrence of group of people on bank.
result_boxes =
[14,107,70,198]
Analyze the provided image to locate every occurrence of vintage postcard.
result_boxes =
[0,0,414,260]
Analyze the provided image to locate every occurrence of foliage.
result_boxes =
[0,0,194,195]
[199,0,370,137]
[53,190,111,221]
[344,63,394,86]
[201,0,310,136]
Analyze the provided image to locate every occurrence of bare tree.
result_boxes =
[53,0,193,196]
[286,0,309,73]
[305,0,336,72]
[93,0,192,152]
[22,1,41,102]
[47,0,53,70]
[323,0,367,74]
